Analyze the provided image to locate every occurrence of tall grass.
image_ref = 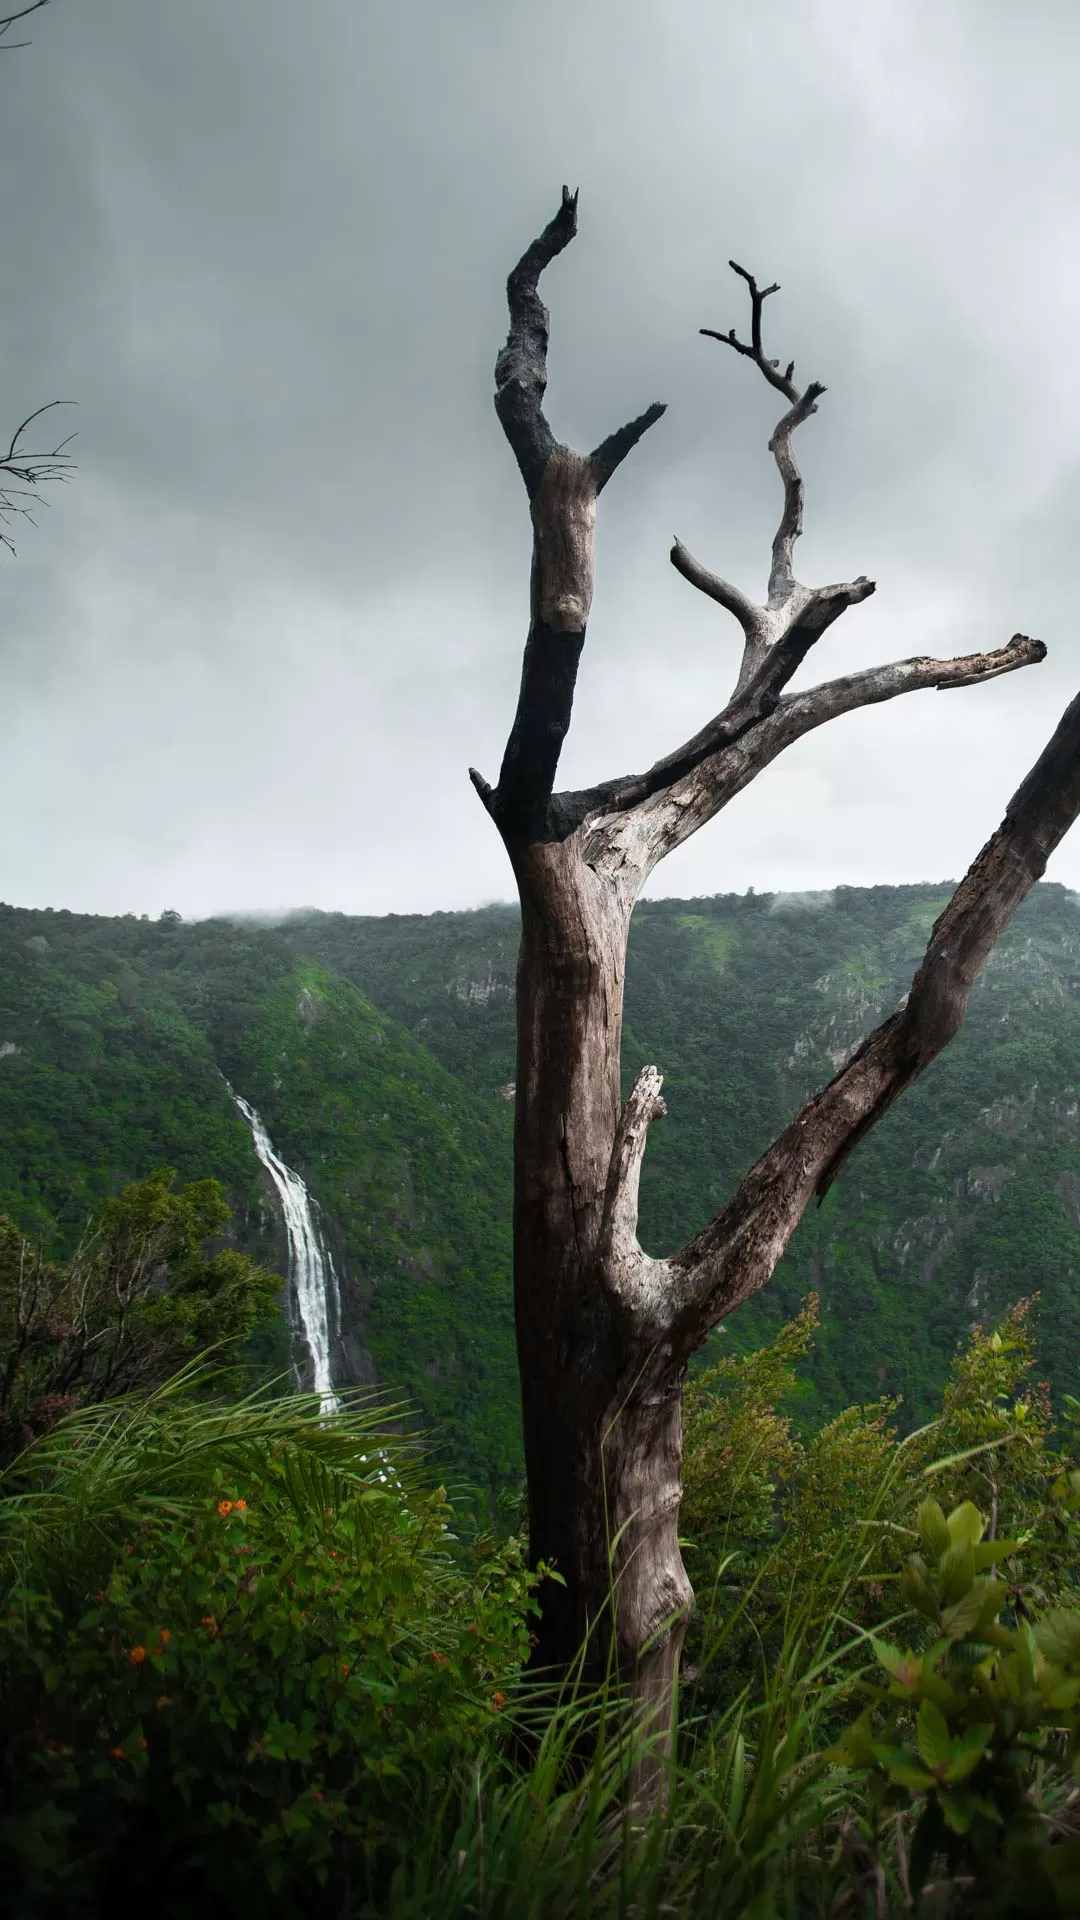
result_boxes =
[0,1361,420,1603]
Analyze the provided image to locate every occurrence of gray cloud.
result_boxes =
[4,0,1080,917]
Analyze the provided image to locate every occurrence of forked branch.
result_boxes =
[480,191,666,837]
[657,679,1080,1346]
[677,259,853,688]
[0,401,76,556]
[597,1066,670,1326]
[562,634,1044,860]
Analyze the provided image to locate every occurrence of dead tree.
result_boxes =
[471,187,1080,1783]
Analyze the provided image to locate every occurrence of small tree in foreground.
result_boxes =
[0,1170,282,1458]
[470,187,1080,1786]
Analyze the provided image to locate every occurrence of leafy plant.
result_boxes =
[829,1495,1080,1913]
[0,1169,283,1459]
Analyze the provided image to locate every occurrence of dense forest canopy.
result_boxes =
[2,881,1080,1491]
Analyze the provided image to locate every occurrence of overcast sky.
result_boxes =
[4,0,1080,920]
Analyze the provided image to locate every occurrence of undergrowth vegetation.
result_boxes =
[2,1300,1080,1915]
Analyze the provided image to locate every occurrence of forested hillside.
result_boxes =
[2,882,1079,1489]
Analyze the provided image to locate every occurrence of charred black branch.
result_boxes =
[492,623,587,838]
[486,195,666,835]
[494,187,579,499]
[591,404,667,494]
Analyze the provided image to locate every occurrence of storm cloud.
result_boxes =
[4,0,1080,916]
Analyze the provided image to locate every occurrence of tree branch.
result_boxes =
[493,186,578,500]
[676,259,847,694]
[599,1066,666,1253]
[482,192,666,837]
[659,677,1080,1346]
[575,633,1046,876]
[591,404,668,495]
[767,383,826,603]
[700,261,797,403]
[669,537,762,632]
[0,401,76,557]
[0,0,49,49]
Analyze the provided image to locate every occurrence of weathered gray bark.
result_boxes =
[474,188,1079,1791]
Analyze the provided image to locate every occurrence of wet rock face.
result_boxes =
[447,965,514,1007]
[888,1212,957,1285]
[953,1165,1014,1202]
[297,986,320,1029]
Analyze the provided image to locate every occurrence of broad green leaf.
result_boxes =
[916,1697,951,1772]
[917,1497,950,1562]
[969,1540,1020,1572]
[941,1578,1006,1642]
[943,1724,993,1784]
[872,1637,917,1681]
[1036,1609,1080,1669]
[900,1561,939,1620]
[824,1714,877,1770]
[941,1790,975,1834]
[946,1502,985,1551]
[890,1762,939,1792]
[938,1543,976,1606]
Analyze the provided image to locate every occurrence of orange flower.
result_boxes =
[234,1499,248,1512]
[312,1790,324,1803]
[158,1629,171,1647]
[217,1500,234,1517]
[201,1615,218,1637]
[491,1692,506,1712]
[128,1644,147,1664]
[430,1649,449,1667]
[108,1745,124,1759]
[340,1664,350,1679]
[466,1624,478,1634]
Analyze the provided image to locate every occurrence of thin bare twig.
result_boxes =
[0,400,77,555]
[0,0,49,49]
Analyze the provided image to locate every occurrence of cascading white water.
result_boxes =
[230,1087,341,1414]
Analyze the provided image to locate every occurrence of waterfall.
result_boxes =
[229,1086,341,1414]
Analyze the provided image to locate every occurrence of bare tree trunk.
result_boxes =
[474,187,1080,1790]
[511,839,691,1781]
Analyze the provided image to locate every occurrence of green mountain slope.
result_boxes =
[2,883,1080,1486]
[276,885,1080,1423]
[0,905,516,1486]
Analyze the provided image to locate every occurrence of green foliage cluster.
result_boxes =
[0,1168,283,1460]
[683,1299,1077,1677]
[0,904,516,1489]
[0,1382,541,1914]
[828,1496,1080,1913]
[4,1300,1080,1914]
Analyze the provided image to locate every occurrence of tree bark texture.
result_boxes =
[475,190,1080,1788]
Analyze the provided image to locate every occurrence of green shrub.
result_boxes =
[0,1168,283,1460]
[829,1495,1080,1914]
[0,1388,540,1914]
